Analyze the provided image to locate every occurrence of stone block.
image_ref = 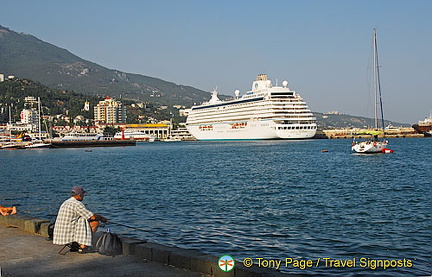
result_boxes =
[3,214,28,229]
[38,222,52,237]
[151,243,178,264]
[135,242,156,261]
[24,220,38,233]
[169,248,203,270]
[24,219,50,234]
[190,254,218,275]
[121,237,146,256]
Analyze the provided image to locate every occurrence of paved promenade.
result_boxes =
[0,224,208,277]
[0,214,290,277]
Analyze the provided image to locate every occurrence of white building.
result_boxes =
[179,109,190,117]
[94,96,127,124]
[83,100,90,111]
[20,109,38,125]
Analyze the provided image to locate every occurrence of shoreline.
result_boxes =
[313,132,426,139]
[0,213,290,277]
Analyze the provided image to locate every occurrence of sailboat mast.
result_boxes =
[8,105,12,139]
[373,28,385,130]
[38,97,42,141]
[373,28,378,129]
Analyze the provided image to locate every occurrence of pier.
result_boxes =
[315,128,426,139]
[0,214,290,277]
[46,139,136,148]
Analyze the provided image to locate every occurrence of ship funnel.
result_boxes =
[252,74,272,91]
[257,74,268,81]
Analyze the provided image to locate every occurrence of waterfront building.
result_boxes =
[179,109,190,117]
[120,123,170,139]
[94,96,126,124]
[52,125,101,135]
[20,96,40,132]
[20,109,38,126]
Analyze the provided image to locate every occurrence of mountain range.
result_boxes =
[0,25,217,107]
[0,25,411,129]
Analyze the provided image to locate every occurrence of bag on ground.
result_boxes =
[94,231,123,257]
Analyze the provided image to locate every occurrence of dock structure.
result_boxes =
[315,127,426,139]
[46,139,136,148]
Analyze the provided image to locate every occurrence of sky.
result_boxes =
[1,0,431,124]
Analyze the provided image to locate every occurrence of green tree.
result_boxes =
[103,126,119,136]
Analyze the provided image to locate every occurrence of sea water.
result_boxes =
[0,138,430,276]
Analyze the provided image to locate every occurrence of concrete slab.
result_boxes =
[0,224,209,277]
[0,214,290,277]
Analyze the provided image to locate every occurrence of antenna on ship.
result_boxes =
[209,87,221,104]
[235,90,240,99]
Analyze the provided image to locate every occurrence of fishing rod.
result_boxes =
[106,221,152,233]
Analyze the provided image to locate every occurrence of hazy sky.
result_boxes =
[1,0,431,124]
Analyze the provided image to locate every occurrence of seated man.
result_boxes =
[53,186,107,253]
[0,205,17,216]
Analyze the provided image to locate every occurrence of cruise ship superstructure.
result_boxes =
[186,74,317,140]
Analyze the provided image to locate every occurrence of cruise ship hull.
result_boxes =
[187,120,316,140]
[186,74,317,141]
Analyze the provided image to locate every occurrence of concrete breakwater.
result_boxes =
[0,214,291,277]
[314,128,426,139]
[46,139,136,148]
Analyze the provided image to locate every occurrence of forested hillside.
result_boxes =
[0,25,219,106]
[0,79,180,125]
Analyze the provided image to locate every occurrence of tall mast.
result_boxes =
[373,28,378,129]
[8,105,11,124]
[373,28,385,130]
[8,105,12,139]
[38,97,42,141]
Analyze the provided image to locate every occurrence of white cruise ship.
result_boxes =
[186,74,317,140]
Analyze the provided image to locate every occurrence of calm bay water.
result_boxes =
[1,138,430,276]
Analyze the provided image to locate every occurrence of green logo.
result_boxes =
[218,255,235,272]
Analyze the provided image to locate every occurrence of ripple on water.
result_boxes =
[0,139,430,276]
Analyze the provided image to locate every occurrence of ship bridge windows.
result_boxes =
[270,92,294,97]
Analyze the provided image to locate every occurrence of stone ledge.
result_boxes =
[39,221,53,237]
[133,242,287,276]
[0,214,50,235]
[169,248,203,270]
[1,215,289,276]
[190,254,218,275]
[121,237,146,256]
